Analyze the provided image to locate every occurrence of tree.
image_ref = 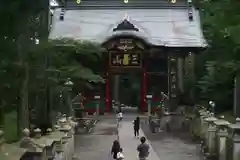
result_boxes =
[25,39,105,132]
[0,0,105,137]
[188,0,240,112]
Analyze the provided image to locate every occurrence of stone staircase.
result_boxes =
[65,0,188,10]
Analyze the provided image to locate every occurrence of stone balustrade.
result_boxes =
[188,106,240,160]
[0,115,78,160]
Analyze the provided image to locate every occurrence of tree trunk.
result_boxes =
[0,101,5,129]
[17,35,30,131]
[21,63,30,129]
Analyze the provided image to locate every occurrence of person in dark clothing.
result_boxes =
[137,136,150,160]
[111,140,121,159]
[133,116,140,137]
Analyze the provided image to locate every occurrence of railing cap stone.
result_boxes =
[236,117,240,122]
[219,115,224,119]
[204,117,218,122]
[34,128,41,133]
[46,128,52,132]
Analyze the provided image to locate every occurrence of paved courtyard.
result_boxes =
[74,118,117,160]
[141,120,204,160]
[74,114,204,160]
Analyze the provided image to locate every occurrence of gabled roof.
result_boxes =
[66,0,188,10]
[49,8,207,48]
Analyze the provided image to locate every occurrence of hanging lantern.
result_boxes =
[76,0,81,4]
[171,0,176,3]
[124,0,128,3]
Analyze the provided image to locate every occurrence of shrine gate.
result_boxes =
[49,0,207,113]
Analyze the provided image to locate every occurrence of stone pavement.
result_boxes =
[118,121,161,160]
[141,118,204,160]
[74,118,117,160]
[74,114,203,160]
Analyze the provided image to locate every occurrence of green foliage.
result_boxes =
[0,37,105,138]
[0,0,106,140]
[3,112,18,143]
[190,0,240,111]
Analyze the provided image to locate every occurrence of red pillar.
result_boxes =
[105,72,111,112]
[141,67,147,112]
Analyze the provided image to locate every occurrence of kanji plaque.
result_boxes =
[109,51,142,67]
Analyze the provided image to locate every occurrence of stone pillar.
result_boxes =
[232,134,240,160]
[57,116,76,160]
[184,52,195,101]
[202,111,211,140]
[199,110,208,136]
[177,58,184,93]
[105,72,111,112]
[33,128,48,160]
[204,116,218,154]
[214,118,230,160]
[113,75,120,102]
[228,118,240,160]
[227,118,240,160]
[218,128,228,160]
[34,128,42,138]
[168,56,178,111]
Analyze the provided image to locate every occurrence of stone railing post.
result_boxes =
[33,128,48,160]
[202,112,210,141]
[214,116,230,160]
[34,128,42,139]
[55,116,77,160]
[53,124,64,154]
[204,115,218,154]
[232,134,240,160]
[20,128,37,152]
[199,110,208,137]
[67,116,77,159]
[227,118,240,160]
[45,128,57,160]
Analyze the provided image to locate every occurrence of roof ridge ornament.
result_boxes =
[188,0,193,21]
[113,15,139,32]
[123,12,130,21]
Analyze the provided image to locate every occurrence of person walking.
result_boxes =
[111,140,121,159]
[133,116,140,137]
[137,137,150,160]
